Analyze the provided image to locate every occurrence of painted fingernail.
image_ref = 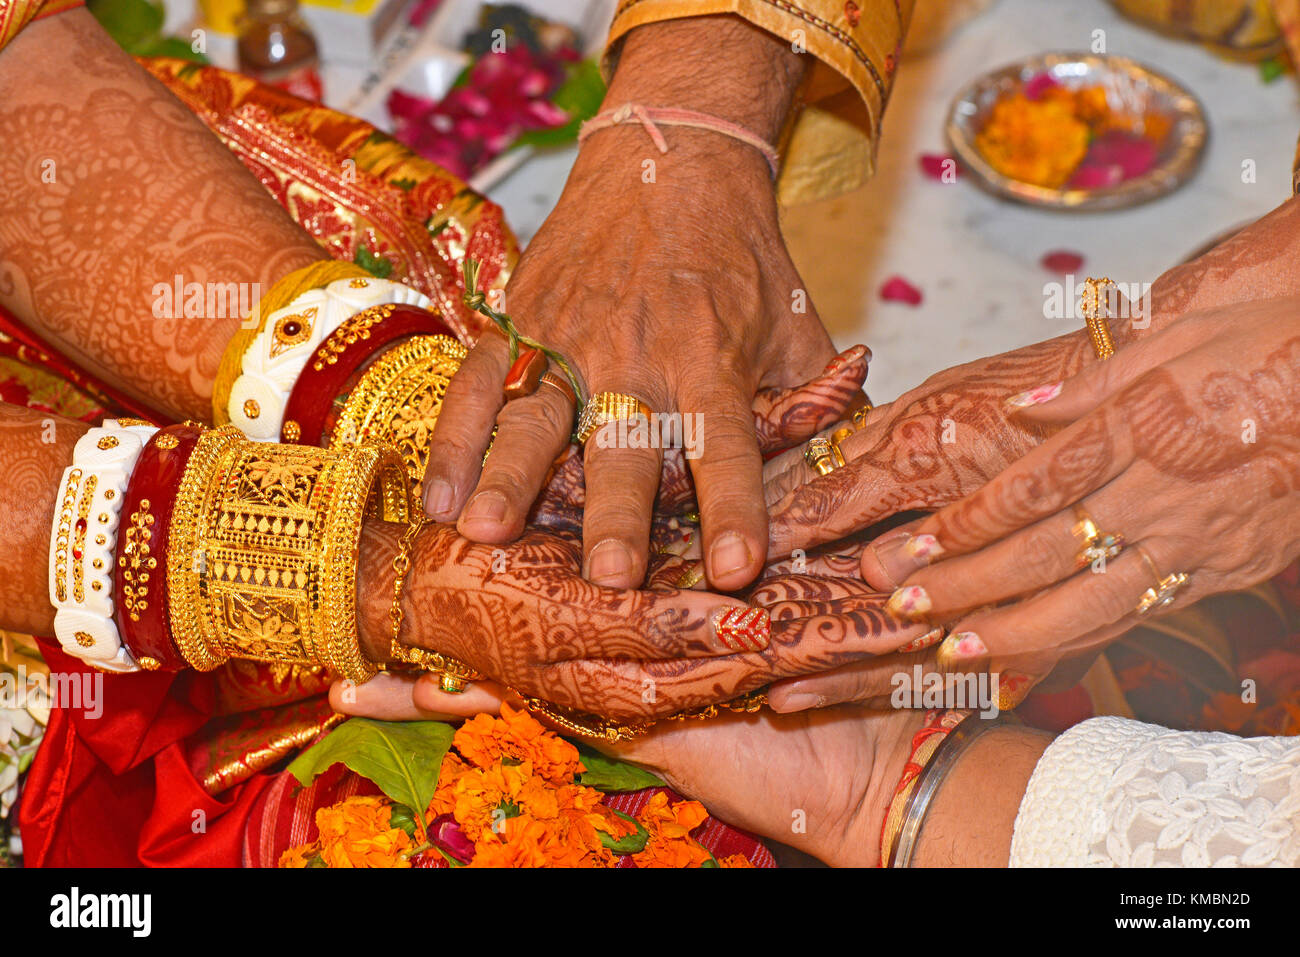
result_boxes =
[585,538,634,586]
[898,626,945,653]
[770,692,824,713]
[823,344,870,374]
[886,585,931,620]
[870,532,944,587]
[461,490,507,525]
[709,531,753,579]
[946,631,988,660]
[712,606,771,652]
[425,478,455,518]
[996,670,1033,711]
[1004,381,1062,410]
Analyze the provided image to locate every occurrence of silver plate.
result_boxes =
[945,52,1208,210]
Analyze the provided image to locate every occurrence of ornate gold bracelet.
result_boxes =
[167,426,411,680]
[329,334,468,490]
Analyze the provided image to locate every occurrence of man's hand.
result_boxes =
[423,15,833,593]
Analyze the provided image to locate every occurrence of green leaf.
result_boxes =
[353,246,394,278]
[1260,56,1285,84]
[390,177,418,192]
[87,0,164,51]
[287,718,454,822]
[133,34,210,64]
[598,809,649,855]
[575,743,663,792]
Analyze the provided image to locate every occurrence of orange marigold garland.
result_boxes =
[280,703,745,868]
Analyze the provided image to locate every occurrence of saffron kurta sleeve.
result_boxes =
[0,0,82,55]
[603,0,917,203]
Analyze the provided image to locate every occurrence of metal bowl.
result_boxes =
[945,52,1208,210]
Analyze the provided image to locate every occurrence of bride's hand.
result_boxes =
[355,521,933,723]
[759,333,1086,561]
[854,299,1300,702]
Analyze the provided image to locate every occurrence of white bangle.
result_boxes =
[226,276,431,441]
[48,419,157,672]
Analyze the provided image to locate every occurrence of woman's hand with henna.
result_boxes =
[849,298,1300,704]
[357,521,933,723]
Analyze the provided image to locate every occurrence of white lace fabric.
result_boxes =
[1010,716,1300,867]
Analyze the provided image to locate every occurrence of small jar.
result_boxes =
[237,0,324,102]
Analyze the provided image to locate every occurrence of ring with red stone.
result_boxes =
[503,347,549,400]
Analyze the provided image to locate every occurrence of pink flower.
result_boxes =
[1023,72,1060,101]
[428,813,476,864]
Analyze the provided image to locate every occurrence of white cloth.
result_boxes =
[1010,716,1300,867]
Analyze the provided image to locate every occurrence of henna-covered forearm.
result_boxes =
[0,9,324,422]
[0,405,88,634]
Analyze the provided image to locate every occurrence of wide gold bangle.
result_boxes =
[328,334,468,490]
[167,426,411,680]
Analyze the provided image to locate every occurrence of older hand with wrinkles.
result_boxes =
[421,16,837,596]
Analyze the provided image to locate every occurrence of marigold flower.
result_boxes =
[717,853,755,868]
[453,702,585,784]
[631,792,713,868]
[278,843,320,868]
[315,795,413,868]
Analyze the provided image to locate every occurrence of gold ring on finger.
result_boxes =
[537,370,576,405]
[1071,504,1125,569]
[804,435,845,475]
[576,392,654,445]
[1134,546,1190,616]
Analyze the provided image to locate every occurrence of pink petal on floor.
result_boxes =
[879,275,923,305]
[1041,250,1084,273]
[919,153,958,180]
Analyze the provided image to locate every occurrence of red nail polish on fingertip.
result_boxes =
[712,606,771,652]
[898,626,945,653]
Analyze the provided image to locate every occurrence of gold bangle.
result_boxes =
[328,334,468,491]
[1079,276,1117,361]
[167,426,412,680]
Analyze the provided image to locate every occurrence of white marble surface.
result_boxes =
[480,0,1299,403]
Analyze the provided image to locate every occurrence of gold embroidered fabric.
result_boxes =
[0,0,80,55]
[1108,0,1284,60]
[604,0,916,204]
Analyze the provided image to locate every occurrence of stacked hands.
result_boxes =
[326,16,1300,858]
[335,281,1300,865]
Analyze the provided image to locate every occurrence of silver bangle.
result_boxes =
[889,712,1015,867]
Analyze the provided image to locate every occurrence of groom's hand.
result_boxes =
[422,16,835,594]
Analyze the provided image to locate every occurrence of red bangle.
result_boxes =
[113,423,203,671]
[280,303,458,447]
